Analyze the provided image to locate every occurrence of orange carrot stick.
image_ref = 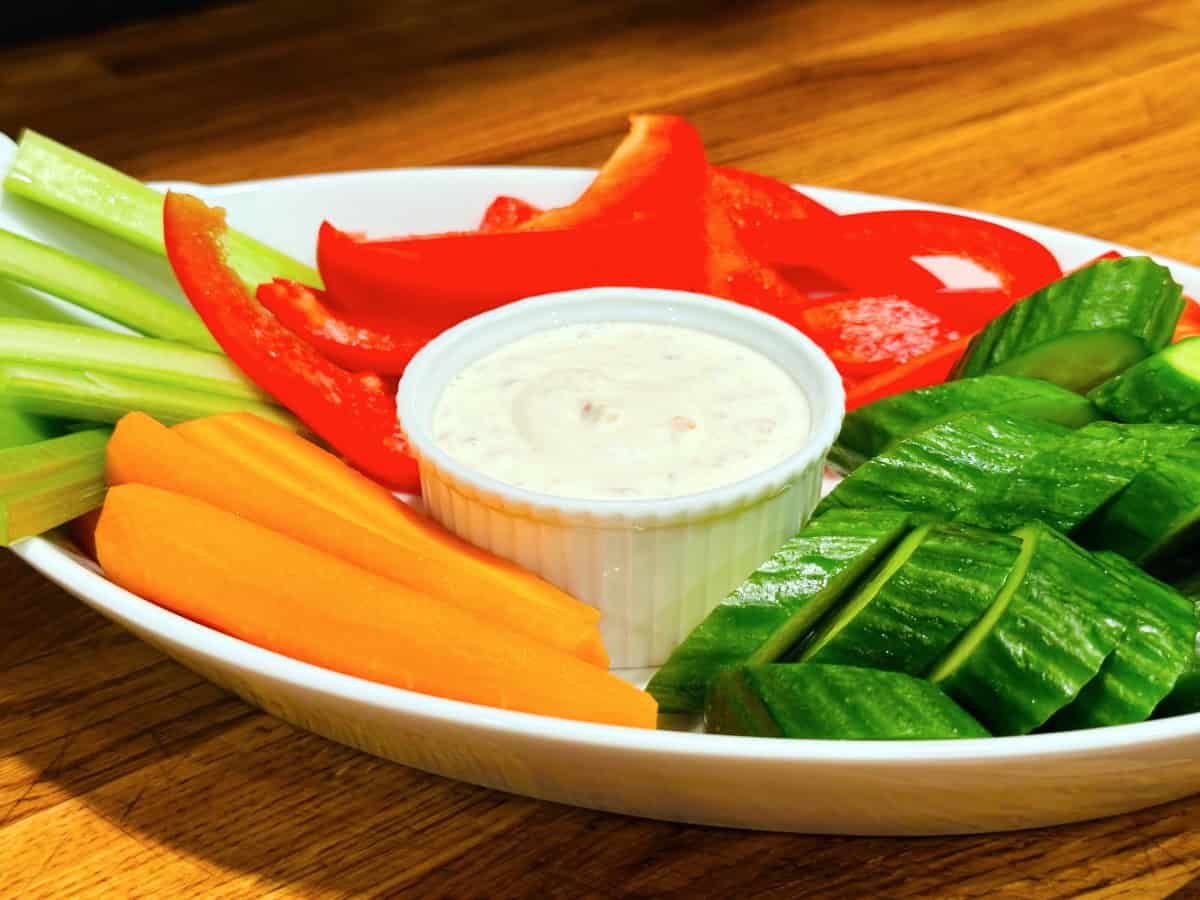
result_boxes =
[171,412,598,625]
[107,412,607,666]
[96,484,656,728]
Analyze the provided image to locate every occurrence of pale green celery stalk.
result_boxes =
[0,228,220,351]
[0,279,84,324]
[1,428,110,546]
[0,363,303,432]
[0,404,59,448]
[4,131,321,290]
[0,319,271,402]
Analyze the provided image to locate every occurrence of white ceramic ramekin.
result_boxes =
[397,287,844,668]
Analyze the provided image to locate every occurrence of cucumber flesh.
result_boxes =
[816,412,1070,530]
[930,523,1127,735]
[1005,422,1200,535]
[646,509,912,714]
[801,523,1022,676]
[706,664,989,739]
[1075,445,1200,578]
[951,256,1185,392]
[831,374,1099,473]
[1089,336,1200,425]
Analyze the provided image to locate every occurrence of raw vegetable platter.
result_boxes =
[6,128,1200,836]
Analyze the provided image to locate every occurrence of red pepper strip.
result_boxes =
[799,293,964,379]
[763,217,945,297]
[479,195,542,232]
[793,210,1062,301]
[321,219,707,323]
[710,166,835,256]
[701,175,823,324]
[907,288,1014,334]
[521,114,709,229]
[162,192,420,492]
[257,279,435,375]
[844,334,974,411]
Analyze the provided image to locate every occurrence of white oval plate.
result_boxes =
[5,133,1200,836]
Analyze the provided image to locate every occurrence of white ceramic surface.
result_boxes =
[6,131,1200,835]
[398,287,843,667]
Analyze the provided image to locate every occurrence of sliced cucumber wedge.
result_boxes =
[1046,551,1194,729]
[706,664,989,739]
[930,523,1127,735]
[1089,336,1200,425]
[831,375,1099,472]
[801,523,1022,676]
[1004,421,1200,535]
[816,412,1070,529]
[951,257,1184,392]
[1075,445,1200,578]
[646,509,912,714]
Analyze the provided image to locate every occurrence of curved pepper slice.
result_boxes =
[257,279,435,375]
[796,210,1063,301]
[521,114,709,229]
[162,192,420,491]
[709,166,834,254]
[479,195,542,232]
[799,293,964,379]
[319,219,707,322]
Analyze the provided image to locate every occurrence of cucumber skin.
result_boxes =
[1076,447,1200,575]
[831,375,1100,473]
[1048,551,1195,729]
[951,257,1184,391]
[706,664,989,739]
[1004,422,1200,535]
[804,523,1022,676]
[936,523,1128,736]
[817,412,1070,529]
[645,509,912,714]
[1089,337,1200,425]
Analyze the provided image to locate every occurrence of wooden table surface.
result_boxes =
[4,0,1200,896]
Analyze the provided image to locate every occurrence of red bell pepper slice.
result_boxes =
[709,166,835,255]
[844,334,974,410]
[320,219,708,322]
[479,195,542,232]
[522,114,709,229]
[162,192,420,492]
[799,293,964,379]
[258,279,435,375]
[795,210,1063,301]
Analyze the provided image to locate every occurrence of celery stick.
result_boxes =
[0,363,303,431]
[0,404,59,448]
[0,227,220,351]
[0,427,109,489]
[1,429,110,545]
[0,320,269,402]
[0,279,86,325]
[4,131,321,290]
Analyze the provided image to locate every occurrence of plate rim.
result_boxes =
[12,162,1200,767]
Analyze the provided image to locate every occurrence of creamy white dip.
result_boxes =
[432,322,811,500]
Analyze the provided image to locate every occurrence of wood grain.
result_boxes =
[4,0,1200,895]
